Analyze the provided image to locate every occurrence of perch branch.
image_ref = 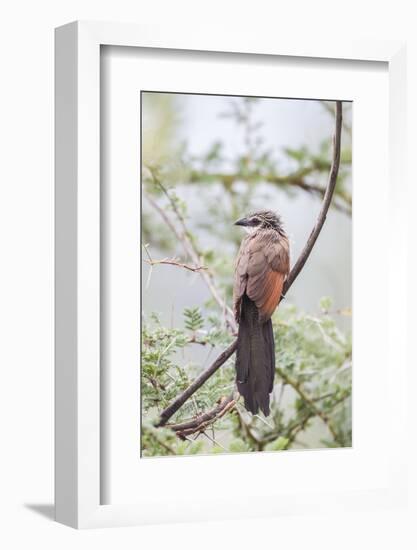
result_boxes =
[156,342,238,426]
[156,101,343,428]
[283,101,342,291]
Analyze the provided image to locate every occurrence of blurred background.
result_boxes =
[141,93,352,457]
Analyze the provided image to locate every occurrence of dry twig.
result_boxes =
[165,395,237,438]
[144,256,207,273]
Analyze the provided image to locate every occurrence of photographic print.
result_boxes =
[141,92,352,457]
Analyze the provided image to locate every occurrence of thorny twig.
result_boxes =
[164,394,237,438]
[144,256,208,273]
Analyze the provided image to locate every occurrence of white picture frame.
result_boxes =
[55,21,407,529]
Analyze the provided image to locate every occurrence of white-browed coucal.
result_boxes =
[233,210,290,416]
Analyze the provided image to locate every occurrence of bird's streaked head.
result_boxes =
[234,210,284,234]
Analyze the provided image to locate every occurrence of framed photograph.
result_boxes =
[55,21,407,528]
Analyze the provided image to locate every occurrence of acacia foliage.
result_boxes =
[142,299,351,456]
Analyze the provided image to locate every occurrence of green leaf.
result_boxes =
[183,307,204,332]
[283,146,308,162]
[265,436,289,452]
[319,296,333,313]
[229,439,251,453]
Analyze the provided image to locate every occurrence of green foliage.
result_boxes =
[265,436,290,452]
[319,296,333,313]
[183,307,204,332]
[141,301,352,456]
[229,438,252,453]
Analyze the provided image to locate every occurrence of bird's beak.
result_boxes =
[234,217,249,227]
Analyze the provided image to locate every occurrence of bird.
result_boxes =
[233,210,290,416]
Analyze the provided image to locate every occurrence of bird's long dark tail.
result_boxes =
[235,294,275,416]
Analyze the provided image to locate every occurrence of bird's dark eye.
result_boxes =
[250,217,261,226]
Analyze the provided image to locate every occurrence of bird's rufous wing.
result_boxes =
[233,229,290,322]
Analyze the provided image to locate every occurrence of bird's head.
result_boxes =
[234,210,284,234]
